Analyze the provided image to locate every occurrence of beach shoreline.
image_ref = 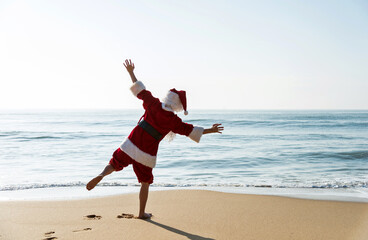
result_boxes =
[1,185,368,203]
[1,190,368,240]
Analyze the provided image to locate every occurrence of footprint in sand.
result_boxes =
[117,213,135,219]
[84,214,102,220]
[43,231,57,240]
[73,228,92,233]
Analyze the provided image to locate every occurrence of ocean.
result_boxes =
[0,109,367,201]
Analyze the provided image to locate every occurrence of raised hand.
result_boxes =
[123,59,135,73]
[123,59,138,83]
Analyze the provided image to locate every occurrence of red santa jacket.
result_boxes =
[119,81,204,168]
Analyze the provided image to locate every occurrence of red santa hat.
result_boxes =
[163,88,188,115]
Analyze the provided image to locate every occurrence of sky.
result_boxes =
[0,0,367,110]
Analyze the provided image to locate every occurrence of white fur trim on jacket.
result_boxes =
[130,81,146,97]
[120,138,157,168]
[188,126,204,143]
[162,91,183,112]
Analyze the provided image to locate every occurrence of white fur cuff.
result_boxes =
[189,126,204,143]
[120,138,157,168]
[130,81,146,97]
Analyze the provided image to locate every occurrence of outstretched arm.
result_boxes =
[123,59,138,83]
[124,59,158,109]
[203,124,224,134]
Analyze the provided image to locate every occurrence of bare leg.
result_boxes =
[138,182,152,219]
[86,164,115,191]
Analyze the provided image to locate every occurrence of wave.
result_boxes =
[303,150,368,161]
[0,131,121,141]
[18,136,63,141]
[1,181,367,192]
[224,120,368,128]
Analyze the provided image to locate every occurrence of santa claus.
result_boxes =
[86,59,224,219]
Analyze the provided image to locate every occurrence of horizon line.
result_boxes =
[1,108,368,111]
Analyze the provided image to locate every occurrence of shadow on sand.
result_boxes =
[146,219,215,240]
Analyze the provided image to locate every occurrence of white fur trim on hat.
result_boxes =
[130,81,146,97]
[188,126,204,143]
[161,91,183,113]
[120,138,156,168]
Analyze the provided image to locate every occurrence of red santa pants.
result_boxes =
[109,148,154,184]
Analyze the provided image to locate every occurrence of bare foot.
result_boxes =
[86,176,103,191]
[138,213,152,219]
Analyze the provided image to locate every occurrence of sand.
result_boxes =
[1,190,368,240]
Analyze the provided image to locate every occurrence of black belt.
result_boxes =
[138,120,162,141]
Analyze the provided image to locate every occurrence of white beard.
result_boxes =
[164,131,176,142]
